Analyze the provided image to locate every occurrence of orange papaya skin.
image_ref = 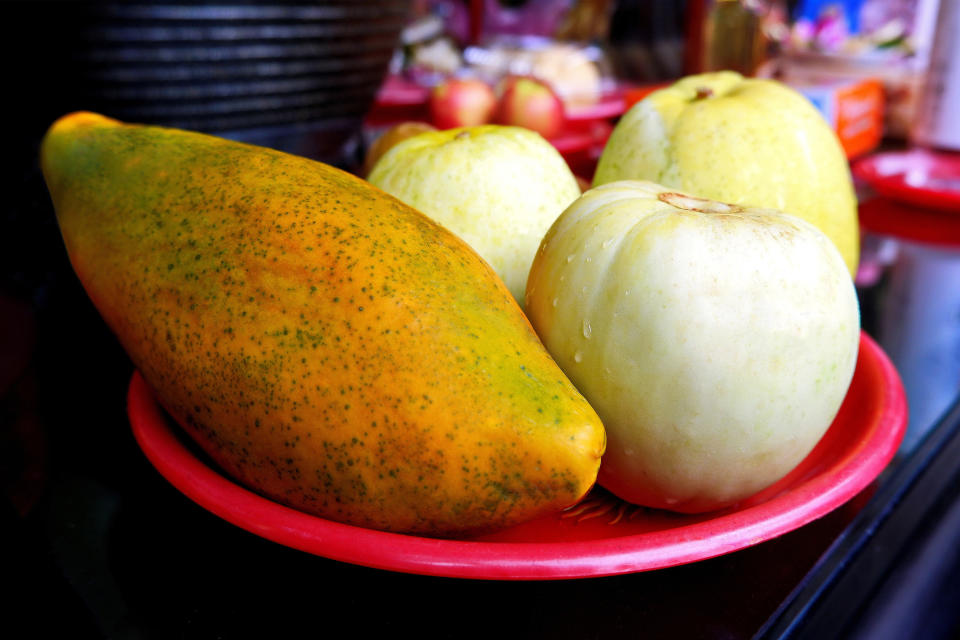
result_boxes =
[41,112,605,536]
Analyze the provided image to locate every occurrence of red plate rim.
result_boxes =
[128,331,906,580]
[852,149,960,213]
[565,93,627,121]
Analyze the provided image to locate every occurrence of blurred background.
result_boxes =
[1,0,947,304]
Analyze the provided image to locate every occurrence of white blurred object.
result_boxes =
[463,36,613,107]
[911,0,960,150]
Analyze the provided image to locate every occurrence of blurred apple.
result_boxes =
[363,121,437,177]
[496,76,565,139]
[429,78,496,129]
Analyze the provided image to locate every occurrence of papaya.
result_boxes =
[41,112,605,537]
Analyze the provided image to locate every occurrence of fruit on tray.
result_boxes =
[428,77,497,129]
[41,112,605,536]
[525,181,859,513]
[367,124,581,306]
[495,75,565,140]
[593,71,860,277]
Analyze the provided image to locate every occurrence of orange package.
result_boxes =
[793,78,885,160]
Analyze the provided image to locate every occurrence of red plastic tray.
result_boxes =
[564,91,627,122]
[858,197,960,248]
[852,148,960,213]
[128,332,906,580]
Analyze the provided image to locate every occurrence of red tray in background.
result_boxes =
[368,74,630,129]
[852,148,960,214]
[858,197,960,248]
[374,74,630,118]
[564,90,627,122]
[128,332,906,580]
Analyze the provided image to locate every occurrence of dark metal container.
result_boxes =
[45,2,411,165]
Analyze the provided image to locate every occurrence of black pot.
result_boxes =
[29,1,411,166]
[3,1,410,307]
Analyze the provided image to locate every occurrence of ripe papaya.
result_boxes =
[41,112,605,537]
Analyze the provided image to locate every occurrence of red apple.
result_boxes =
[496,76,566,139]
[428,78,496,129]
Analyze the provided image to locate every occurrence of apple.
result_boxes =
[367,125,581,306]
[428,78,497,130]
[525,180,860,512]
[593,71,860,277]
[496,75,566,139]
[363,121,437,177]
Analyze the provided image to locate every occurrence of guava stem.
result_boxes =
[659,191,743,214]
[694,86,714,100]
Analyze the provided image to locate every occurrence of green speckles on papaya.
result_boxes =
[43,113,604,536]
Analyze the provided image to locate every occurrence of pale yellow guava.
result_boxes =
[593,71,860,276]
[368,125,581,305]
[526,180,860,512]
